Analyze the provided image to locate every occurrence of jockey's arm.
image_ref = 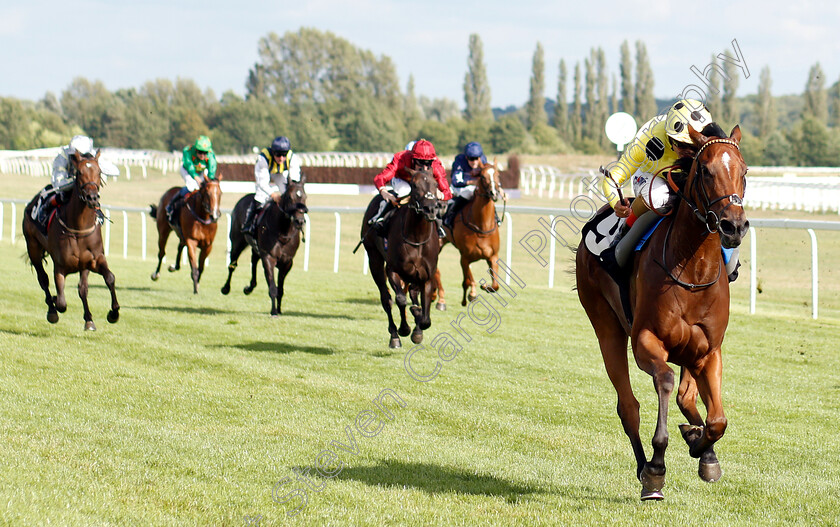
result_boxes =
[51,151,73,191]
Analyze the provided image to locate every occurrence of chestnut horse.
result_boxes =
[435,161,504,308]
[149,178,222,294]
[575,124,748,500]
[221,178,308,317]
[22,151,120,330]
[361,169,441,348]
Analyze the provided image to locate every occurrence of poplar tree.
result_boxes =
[755,66,777,138]
[803,62,828,123]
[596,47,609,147]
[554,59,569,140]
[404,75,424,136]
[706,54,723,118]
[634,41,656,120]
[619,40,634,115]
[722,51,741,127]
[463,34,493,123]
[571,62,583,144]
[526,42,547,129]
[583,54,596,140]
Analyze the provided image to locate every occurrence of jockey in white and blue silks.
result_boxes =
[443,141,487,228]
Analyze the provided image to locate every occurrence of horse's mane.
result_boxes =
[668,122,730,189]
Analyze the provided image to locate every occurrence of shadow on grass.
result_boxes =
[341,297,380,306]
[218,341,334,355]
[91,284,153,292]
[305,460,542,503]
[132,305,237,315]
[280,310,355,320]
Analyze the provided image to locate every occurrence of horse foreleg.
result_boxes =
[186,240,199,294]
[481,254,501,293]
[274,261,292,316]
[262,256,279,317]
[169,242,185,272]
[388,271,410,338]
[197,243,213,283]
[460,255,476,306]
[637,331,675,500]
[433,268,446,311]
[53,268,68,314]
[368,251,400,348]
[26,237,57,322]
[243,250,259,295]
[685,350,727,482]
[95,254,120,324]
[420,278,434,332]
[78,269,95,331]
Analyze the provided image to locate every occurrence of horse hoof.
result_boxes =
[84,321,96,331]
[699,462,722,482]
[435,302,446,311]
[47,312,59,324]
[168,265,178,272]
[271,313,280,319]
[481,284,496,293]
[640,488,664,501]
[221,285,230,295]
[398,325,411,337]
[639,465,665,493]
[151,272,159,281]
[411,328,423,344]
[57,304,67,314]
[389,337,402,349]
[107,310,119,324]
[467,294,477,303]
[679,423,704,444]
[243,286,254,295]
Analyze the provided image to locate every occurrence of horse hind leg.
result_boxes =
[169,242,185,272]
[243,250,259,295]
[152,221,172,281]
[388,272,411,338]
[95,254,120,324]
[460,256,476,306]
[221,238,247,295]
[369,254,400,348]
[433,268,446,311]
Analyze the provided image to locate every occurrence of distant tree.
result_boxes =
[417,119,459,155]
[790,116,835,166]
[762,130,792,166]
[208,92,288,154]
[610,74,618,115]
[60,77,114,143]
[488,114,526,153]
[721,52,740,127]
[571,62,583,144]
[0,97,30,149]
[706,54,723,119]
[619,40,634,115]
[335,91,405,152]
[404,75,424,137]
[463,34,493,123]
[596,47,609,148]
[755,66,777,139]
[803,62,828,124]
[634,41,656,120]
[554,59,569,140]
[583,54,597,141]
[525,42,547,129]
[419,96,461,123]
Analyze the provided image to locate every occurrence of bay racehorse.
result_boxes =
[436,160,504,308]
[149,177,222,294]
[221,178,308,317]
[362,169,441,348]
[22,150,120,330]
[575,124,748,500]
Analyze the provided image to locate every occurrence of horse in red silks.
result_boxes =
[576,124,749,500]
[22,150,120,330]
[149,177,222,294]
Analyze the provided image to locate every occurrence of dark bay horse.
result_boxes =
[362,169,441,348]
[149,177,222,294]
[576,124,748,500]
[22,151,120,330]
[436,161,504,308]
[221,178,308,317]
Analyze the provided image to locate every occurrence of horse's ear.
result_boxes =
[72,150,82,163]
[687,125,708,147]
[729,125,742,144]
[94,149,101,161]
[216,172,223,181]
[299,172,306,185]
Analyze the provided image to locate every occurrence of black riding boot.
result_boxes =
[166,190,187,225]
[242,201,259,237]
[370,200,394,235]
[443,196,467,228]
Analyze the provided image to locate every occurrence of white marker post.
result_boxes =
[604,112,638,154]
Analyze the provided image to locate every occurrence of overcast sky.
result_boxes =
[2,0,839,110]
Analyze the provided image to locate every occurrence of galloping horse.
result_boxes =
[221,178,308,317]
[22,151,120,330]
[576,124,748,500]
[149,177,222,294]
[436,161,504,308]
[362,169,441,348]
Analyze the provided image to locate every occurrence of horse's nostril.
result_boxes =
[719,220,736,236]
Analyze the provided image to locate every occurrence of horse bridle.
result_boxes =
[669,138,745,234]
[186,181,219,224]
[657,138,744,290]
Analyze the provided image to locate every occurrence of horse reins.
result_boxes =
[655,138,742,290]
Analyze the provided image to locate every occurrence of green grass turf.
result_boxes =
[1,170,839,525]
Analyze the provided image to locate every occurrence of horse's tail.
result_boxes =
[149,204,158,219]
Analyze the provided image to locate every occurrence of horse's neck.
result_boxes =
[188,189,210,220]
[667,202,721,267]
[402,207,432,238]
[63,190,96,229]
[468,192,495,229]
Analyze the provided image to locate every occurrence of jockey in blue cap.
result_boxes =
[241,136,302,237]
[443,141,487,229]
